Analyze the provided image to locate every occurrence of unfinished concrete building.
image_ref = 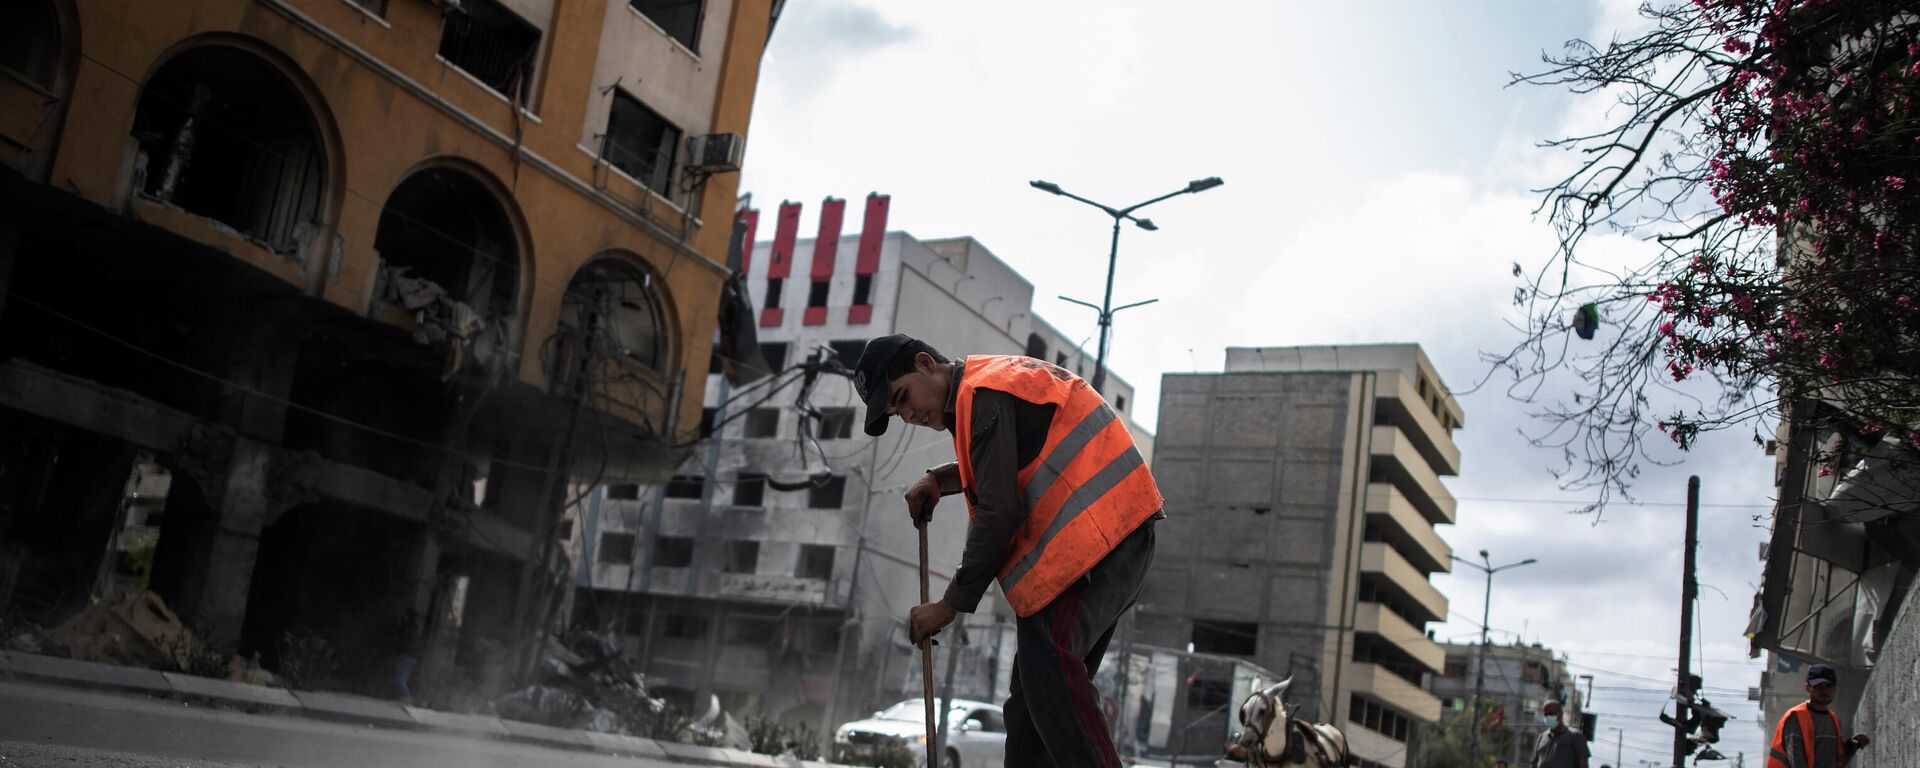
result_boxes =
[0,0,780,702]
[1134,345,1461,768]
[566,202,1153,732]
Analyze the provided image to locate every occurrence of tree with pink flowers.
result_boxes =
[1492,0,1919,506]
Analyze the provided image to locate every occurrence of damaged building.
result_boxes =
[565,201,1155,736]
[0,0,780,703]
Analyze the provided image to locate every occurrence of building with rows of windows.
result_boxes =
[0,0,778,703]
[566,195,1152,733]
[1131,345,1462,768]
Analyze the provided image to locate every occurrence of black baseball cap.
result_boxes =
[1806,663,1837,686]
[851,334,913,437]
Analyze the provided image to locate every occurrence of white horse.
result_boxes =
[1223,677,1350,767]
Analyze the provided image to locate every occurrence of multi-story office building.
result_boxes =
[1427,641,1587,766]
[0,0,779,701]
[569,198,1151,732]
[1134,344,1461,767]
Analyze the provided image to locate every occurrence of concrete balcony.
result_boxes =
[1377,373,1461,476]
[1353,602,1445,673]
[1364,484,1452,574]
[1346,661,1442,723]
[1359,542,1448,624]
[1368,428,1456,524]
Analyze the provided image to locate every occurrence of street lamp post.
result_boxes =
[1452,549,1539,768]
[1029,177,1223,395]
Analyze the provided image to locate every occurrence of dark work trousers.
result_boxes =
[1004,520,1155,768]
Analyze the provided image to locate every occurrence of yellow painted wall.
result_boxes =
[27,0,775,442]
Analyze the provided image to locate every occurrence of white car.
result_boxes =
[834,698,1008,768]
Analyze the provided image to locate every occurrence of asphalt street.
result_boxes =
[0,680,677,768]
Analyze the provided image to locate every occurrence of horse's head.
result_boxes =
[1229,677,1293,759]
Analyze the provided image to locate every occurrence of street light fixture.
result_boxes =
[1452,550,1540,768]
[1029,176,1223,394]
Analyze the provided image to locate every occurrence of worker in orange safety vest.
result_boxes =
[1767,664,1869,768]
[851,335,1162,768]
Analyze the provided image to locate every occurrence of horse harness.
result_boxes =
[1242,689,1341,767]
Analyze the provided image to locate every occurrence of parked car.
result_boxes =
[835,698,1008,768]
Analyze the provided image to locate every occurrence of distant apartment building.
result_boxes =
[1427,641,1588,766]
[1133,344,1461,768]
[567,197,1151,732]
[0,0,780,703]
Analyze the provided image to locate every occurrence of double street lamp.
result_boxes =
[1452,549,1539,768]
[1028,177,1223,394]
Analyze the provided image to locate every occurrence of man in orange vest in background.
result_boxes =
[852,334,1162,768]
[1767,664,1869,768]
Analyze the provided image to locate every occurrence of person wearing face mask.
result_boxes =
[1767,664,1870,768]
[850,335,1163,768]
[1530,700,1589,768]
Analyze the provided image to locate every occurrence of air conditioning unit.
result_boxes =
[684,133,746,173]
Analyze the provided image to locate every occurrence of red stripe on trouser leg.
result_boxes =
[1050,586,1119,768]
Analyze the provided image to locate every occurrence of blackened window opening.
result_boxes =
[374,168,520,317]
[725,540,758,573]
[853,274,873,305]
[797,544,835,580]
[663,475,703,499]
[1190,619,1257,656]
[743,408,779,438]
[1025,334,1048,360]
[807,280,830,308]
[628,0,704,53]
[733,473,766,506]
[2,0,61,89]
[808,475,846,509]
[758,342,789,371]
[603,90,681,197]
[829,340,864,370]
[130,45,326,254]
[439,0,539,106]
[653,536,694,567]
[597,532,635,564]
[764,278,784,310]
[814,408,855,440]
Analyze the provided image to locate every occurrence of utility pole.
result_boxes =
[1673,476,1701,768]
[1611,727,1624,768]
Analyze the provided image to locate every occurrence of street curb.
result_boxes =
[0,651,825,767]
[0,651,173,697]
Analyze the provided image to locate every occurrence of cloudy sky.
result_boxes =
[740,0,1778,761]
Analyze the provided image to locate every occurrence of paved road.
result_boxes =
[0,680,675,767]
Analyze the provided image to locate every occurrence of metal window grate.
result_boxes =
[439,0,539,105]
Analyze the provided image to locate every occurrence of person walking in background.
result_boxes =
[1530,700,1589,768]
[1768,664,1870,768]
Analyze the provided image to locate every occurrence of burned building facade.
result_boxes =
[567,207,1153,734]
[0,0,778,701]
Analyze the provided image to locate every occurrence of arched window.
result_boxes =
[374,167,520,318]
[561,258,669,372]
[0,0,62,90]
[130,45,326,254]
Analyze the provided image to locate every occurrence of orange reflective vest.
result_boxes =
[1766,702,1845,768]
[950,355,1163,617]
